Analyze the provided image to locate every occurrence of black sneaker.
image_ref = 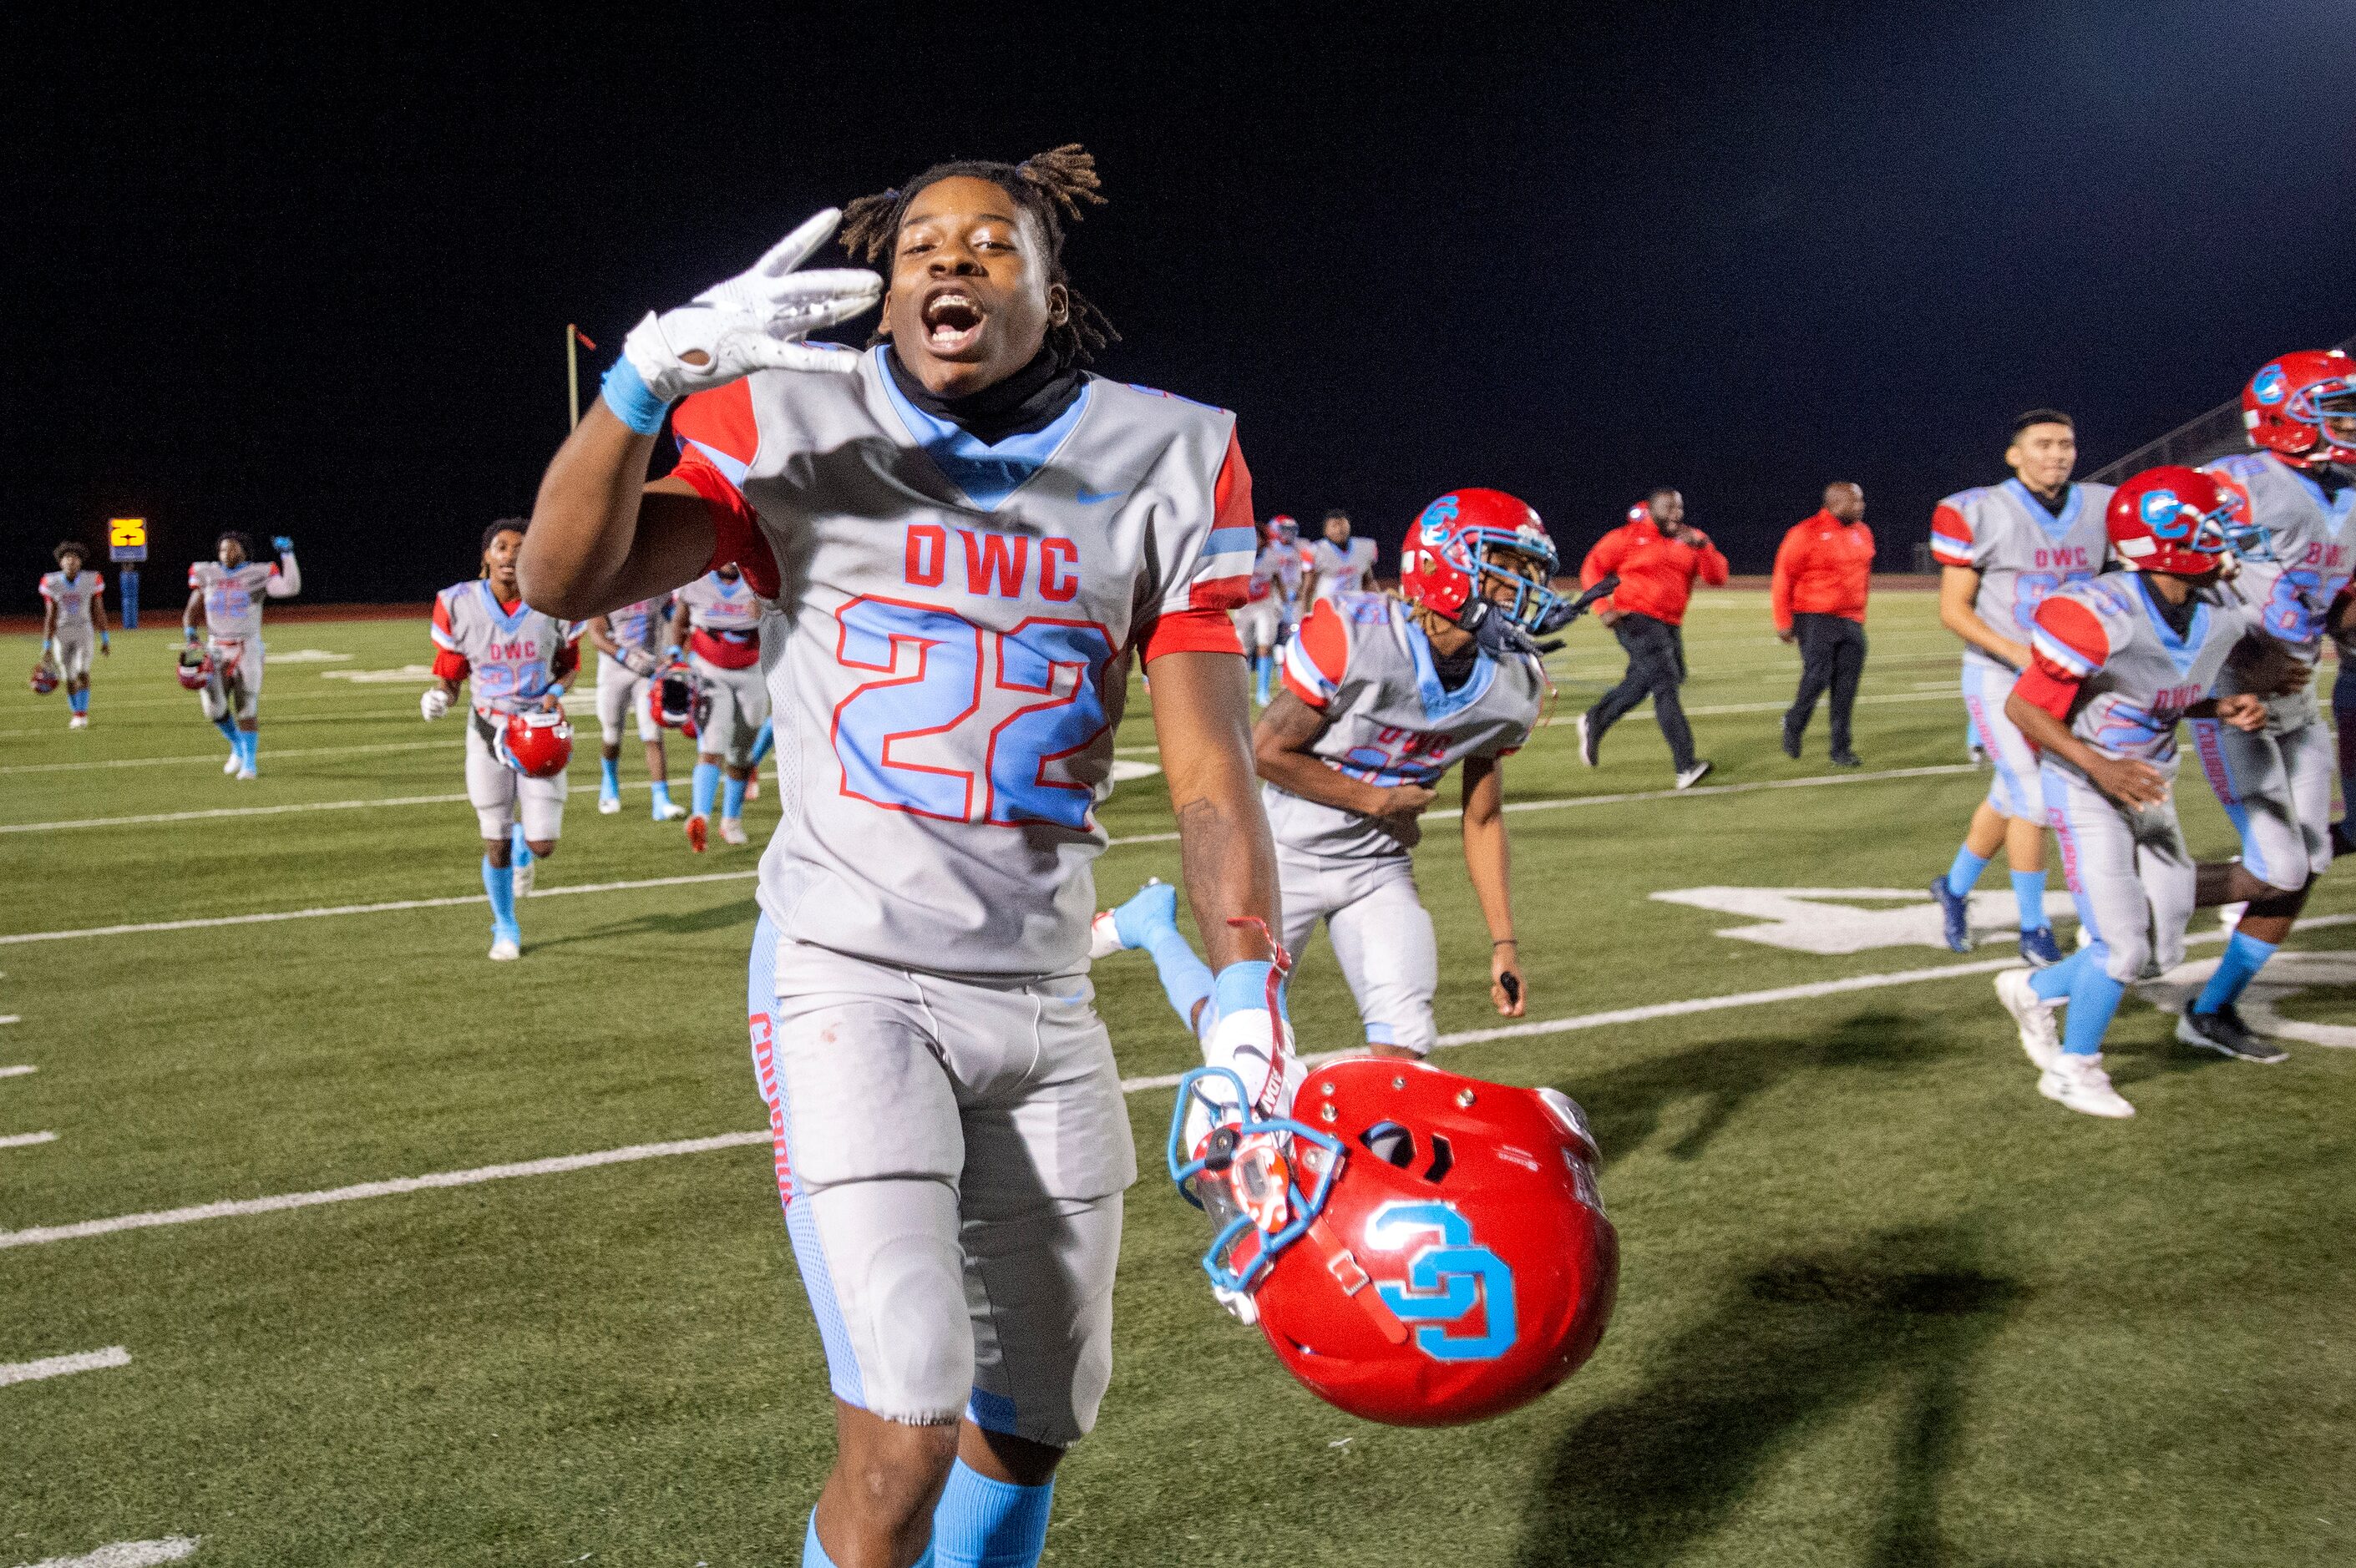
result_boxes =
[2333,818,2356,857]
[1780,721,1801,760]
[2175,1004,2289,1064]
[1829,749,1861,768]
[1576,711,1600,767]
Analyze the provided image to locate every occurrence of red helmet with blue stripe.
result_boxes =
[2107,466,2235,576]
[2243,349,2356,467]
[29,657,60,695]
[496,709,575,779]
[1397,488,1565,639]
[1267,513,1300,544]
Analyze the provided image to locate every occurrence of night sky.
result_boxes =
[8,4,2354,609]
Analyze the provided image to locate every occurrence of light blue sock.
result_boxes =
[600,756,620,797]
[650,779,674,817]
[801,1510,930,1568]
[1211,960,1284,1029]
[750,719,775,767]
[239,731,258,770]
[2195,930,2279,1014]
[1146,927,1214,1037]
[931,1459,1054,1568]
[2029,945,2090,1002]
[1945,845,1991,898]
[509,822,534,873]
[722,773,748,820]
[2010,870,2048,932]
[1253,652,1273,704]
[215,716,239,746]
[482,857,518,937]
[2062,960,2126,1056]
[69,688,88,715]
[692,760,721,817]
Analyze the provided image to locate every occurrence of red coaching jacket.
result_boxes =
[1769,510,1876,634]
[1580,513,1730,628]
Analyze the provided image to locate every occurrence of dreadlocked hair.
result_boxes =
[837,144,1118,367]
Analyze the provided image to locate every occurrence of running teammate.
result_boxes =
[2176,351,2356,1059]
[1098,488,1558,1055]
[1235,514,1305,705]
[1993,468,2265,1118]
[183,531,301,779]
[519,150,1281,1568]
[1928,411,2111,965]
[666,564,768,851]
[421,520,580,961]
[585,592,687,820]
[1305,507,1376,602]
[38,541,109,729]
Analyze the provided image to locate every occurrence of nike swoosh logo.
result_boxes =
[1076,487,1126,504]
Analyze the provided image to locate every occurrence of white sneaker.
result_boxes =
[653,799,688,822]
[513,857,535,898]
[489,935,521,962]
[598,793,621,816]
[1994,969,2063,1069]
[225,753,242,775]
[1087,910,1124,961]
[718,817,749,847]
[236,766,258,781]
[68,715,88,729]
[1674,760,1714,790]
[2038,1053,2134,1118]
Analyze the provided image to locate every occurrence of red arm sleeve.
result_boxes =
[1769,527,1801,631]
[671,453,778,601]
[1140,607,1244,663]
[2012,665,2080,724]
[433,649,470,683]
[1579,529,1624,591]
[1695,539,1731,586]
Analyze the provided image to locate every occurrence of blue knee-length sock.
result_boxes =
[649,778,674,817]
[2195,930,2278,1015]
[2010,870,2048,932]
[509,822,534,874]
[215,716,239,747]
[1253,652,1273,705]
[2032,944,2125,1053]
[722,772,748,820]
[692,760,720,817]
[2028,945,2088,1003]
[69,688,88,715]
[1945,845,1990,898]
[750,718,775,767]
[600,755,621,797]
[932,1460,1053,1568]
[482,857,518,937]
[238,731,258,770]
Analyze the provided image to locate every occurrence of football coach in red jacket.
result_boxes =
[1576,488,1730,787]
[1771,481,1876,766]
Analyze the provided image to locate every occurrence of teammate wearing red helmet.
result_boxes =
[2172,352,2356,1060]
[421,520,582,961]
[1097,488,1578,1065]
[1994,468,2268,1117]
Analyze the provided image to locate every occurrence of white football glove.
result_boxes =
[622,646,659,678]
[1182,1003,1306,1175]
[621,209,882,402]
[420,688,449,721]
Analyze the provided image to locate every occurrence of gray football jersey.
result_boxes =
[1310,536,1378,600]
[431,579,577,716]
[1929,479,2113,672]
[189,559,295,640]
[38,570,102,631]
[2029,571,2254,776]
[1267,591,1547,860]
[2202,452,2356,729]
[670,346,1255,979]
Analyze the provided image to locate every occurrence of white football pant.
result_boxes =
[199,637,264,723]
[595,651,660,745]
[2042,761,2195,984]
[465,713,568,842]
[2187,715,2333,891]
[1278,845,1441,1054]
[51,629,94,682]
[692,655,769,768]
[1960,662,2044,822]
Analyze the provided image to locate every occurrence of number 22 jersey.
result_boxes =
[669,346,1256,979]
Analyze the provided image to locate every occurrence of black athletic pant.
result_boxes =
[1587,612,1695,772]
[1785,612,1867,754]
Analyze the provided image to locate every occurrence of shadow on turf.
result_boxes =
[1513,1224,2027,1568]
[524,896,760,951]
[1562,1010,1948,1169]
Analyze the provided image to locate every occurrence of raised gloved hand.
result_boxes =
[420,687,450,721]
[622,646,659,678]
[271,536,295,554]
[605,210,883,432]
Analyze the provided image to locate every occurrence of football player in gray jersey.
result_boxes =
[1097,488,1568,1060]
[521,150,1283,1568]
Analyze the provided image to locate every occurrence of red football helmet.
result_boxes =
[1267,513,1300,545]
[1397,489,1565,635]
[2107,466,2235,575]
[2242,349,2356,466]
[650,662,701,739]
[29,657,60,695]
[497,709,574,778]
[175,645,214,690]
[1169,1056,1618,1427]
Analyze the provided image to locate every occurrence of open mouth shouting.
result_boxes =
[920,285,988,357]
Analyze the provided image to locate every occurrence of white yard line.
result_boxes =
[0,792,470,836]
[0,1345,129,1388]
[0,740,446,777]
[2,1131,59,1149]
[0,1065,35,1078]
[1,1016,19,1025]
[14,1535,200,1567]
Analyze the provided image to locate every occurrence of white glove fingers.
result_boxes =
[754,208,844,279]
[745,340,865,375]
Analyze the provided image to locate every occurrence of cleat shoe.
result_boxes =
[2333,818,2356,857]
[1780,721,1801,761]
[653,798,687,822]
[745,771,760,802]
[1674,760,1713,790]
[68,714,89,730]
[236,766,258,781]
[1995,969,2063,1070]
[1828,749,1861,768]
[2176,1004,2288,1064]
[598,793,622,815]
[1929,876,1973,953]
[718,817,749,847]
[1086,909,1125,961]
[1109,878,1178,952]
[225,753,242,775]
[1576,711,1599,767]
[2019,926,2063,968]
[686,813,708,853]
[489,933,522,962]
[2038,1052,2134,1118]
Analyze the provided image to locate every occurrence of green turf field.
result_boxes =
[4,594,2352,1567]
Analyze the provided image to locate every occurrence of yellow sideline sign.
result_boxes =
[109,518,147,549]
